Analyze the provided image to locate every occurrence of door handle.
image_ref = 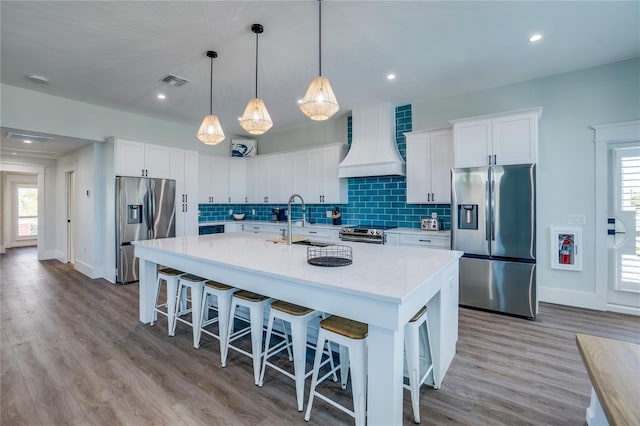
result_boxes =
[485,181,490,241]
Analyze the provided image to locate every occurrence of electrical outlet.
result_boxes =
[431,212,438,219]
[326,210,332,218]
[228,209,233,215]
[252,209,256,215]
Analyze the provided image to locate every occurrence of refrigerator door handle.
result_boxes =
[485,181,491,241]
[491,179,496,241]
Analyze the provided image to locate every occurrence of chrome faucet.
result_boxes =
[287,193,306,245]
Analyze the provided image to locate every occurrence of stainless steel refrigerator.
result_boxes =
[116,176,176,284]
[451,164,536,319]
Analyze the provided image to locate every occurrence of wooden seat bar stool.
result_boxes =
[258,300,337,412]
[198,280,237,364]
[171,274,207,348]
[305,315,368,426]
[151,268,185,334]
[404,305,437,424]
[222,290,272,385]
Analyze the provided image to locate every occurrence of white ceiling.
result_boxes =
[1,1,639,158]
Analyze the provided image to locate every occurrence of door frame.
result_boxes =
[593,120,640,315]
[0,163,45,258]
[66,170,76,263]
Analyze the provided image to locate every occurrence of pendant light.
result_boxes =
[196,51,225,145]
[299,0,339,121]
[239,23,273,135]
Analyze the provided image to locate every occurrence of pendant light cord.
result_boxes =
[318,0,322,77]
[209,56,213,115]
[255,30,259,98]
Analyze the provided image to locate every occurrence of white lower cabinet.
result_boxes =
[385,230,451,249]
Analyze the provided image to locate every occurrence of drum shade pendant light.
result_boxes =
[196,51,225,145]
[299,0,339,121]
[239,24,273,135]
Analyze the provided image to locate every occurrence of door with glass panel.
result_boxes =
[608,144,640,309]
[15,183,38,244]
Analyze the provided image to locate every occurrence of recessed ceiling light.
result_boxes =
[387,73,396,81]
[12,152,17,155]
[23,140,32,144]
[297,99,303,104]
[26,74,49,84]
[529,34,543,43]
[157,93,166,100]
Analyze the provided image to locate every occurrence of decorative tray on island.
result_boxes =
[306,245,353,267]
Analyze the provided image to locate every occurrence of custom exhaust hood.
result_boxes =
[338,103,406,178]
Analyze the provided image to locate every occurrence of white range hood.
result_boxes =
[338,103,406,178]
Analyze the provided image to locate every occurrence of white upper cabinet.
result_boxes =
[170,148,199,236]
[405,128,453,204]
[199,154,229,204]
[302,144,348,204]
[451,108,541,168]
[228,158,247,204]
[115,138,171,178]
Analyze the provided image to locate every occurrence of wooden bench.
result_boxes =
[575,333,640,426]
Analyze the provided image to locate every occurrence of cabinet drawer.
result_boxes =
[398,233,450,249]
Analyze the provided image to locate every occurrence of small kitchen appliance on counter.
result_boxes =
[421,218,443,231]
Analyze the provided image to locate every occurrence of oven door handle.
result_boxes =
[339,235,384,244]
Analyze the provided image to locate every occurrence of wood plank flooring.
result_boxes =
[1,247,639,425]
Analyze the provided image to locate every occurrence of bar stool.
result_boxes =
[151,268,185,333]
[222,290,272,385]
[198,280,237,364]
[404,305,437,424]
[305,315,368,426]
[171,274,206,348]
[258,301,337,412]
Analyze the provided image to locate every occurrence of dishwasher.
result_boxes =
[198,224,225,235]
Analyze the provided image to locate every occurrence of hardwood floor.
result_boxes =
[1,247,639,425]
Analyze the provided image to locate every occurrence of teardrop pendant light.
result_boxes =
[196,51,225,145]
[239,24,273,135]
[299,0,339,121]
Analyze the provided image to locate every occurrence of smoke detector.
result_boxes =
[160,74,189,87]
[26,74,49,84]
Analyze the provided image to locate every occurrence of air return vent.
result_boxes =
[160,74,189,87]
[6,132,53,143]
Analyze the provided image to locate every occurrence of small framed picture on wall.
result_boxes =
[550,227,582,271]
[231,138,257,157]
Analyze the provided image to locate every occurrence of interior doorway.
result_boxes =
[66,170,76,264]
[607,143,640,309]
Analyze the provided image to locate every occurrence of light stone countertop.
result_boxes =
[199,220,352,230]
[385,228,451,236]
[134,232,462,304]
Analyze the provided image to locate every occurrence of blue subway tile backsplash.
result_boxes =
[199,104,451,229]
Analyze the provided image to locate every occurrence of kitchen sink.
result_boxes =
[291,240,333,247]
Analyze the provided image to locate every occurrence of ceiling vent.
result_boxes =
[6,132,53,143]
[160,74,189,87]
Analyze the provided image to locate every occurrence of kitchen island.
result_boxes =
[134,233,462,425]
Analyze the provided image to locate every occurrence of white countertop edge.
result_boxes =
[133,233,463,305]
[385,228,451,236]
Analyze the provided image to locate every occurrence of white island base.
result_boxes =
[134,233,462,425]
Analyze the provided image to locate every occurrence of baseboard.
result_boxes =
[74,260,99,279]
[39,249,59,260]
[538,286,605,311]
[606,303,640,316]
[0,245,5,254]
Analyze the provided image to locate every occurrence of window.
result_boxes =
[16,185,37,239]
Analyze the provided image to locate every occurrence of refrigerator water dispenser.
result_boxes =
[458,204,478,230]
[128,205,143,224]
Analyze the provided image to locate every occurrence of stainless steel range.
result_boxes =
[339,225,397,244]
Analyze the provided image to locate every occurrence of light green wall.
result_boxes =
[0,84,234,156]
[256,112,349,154]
